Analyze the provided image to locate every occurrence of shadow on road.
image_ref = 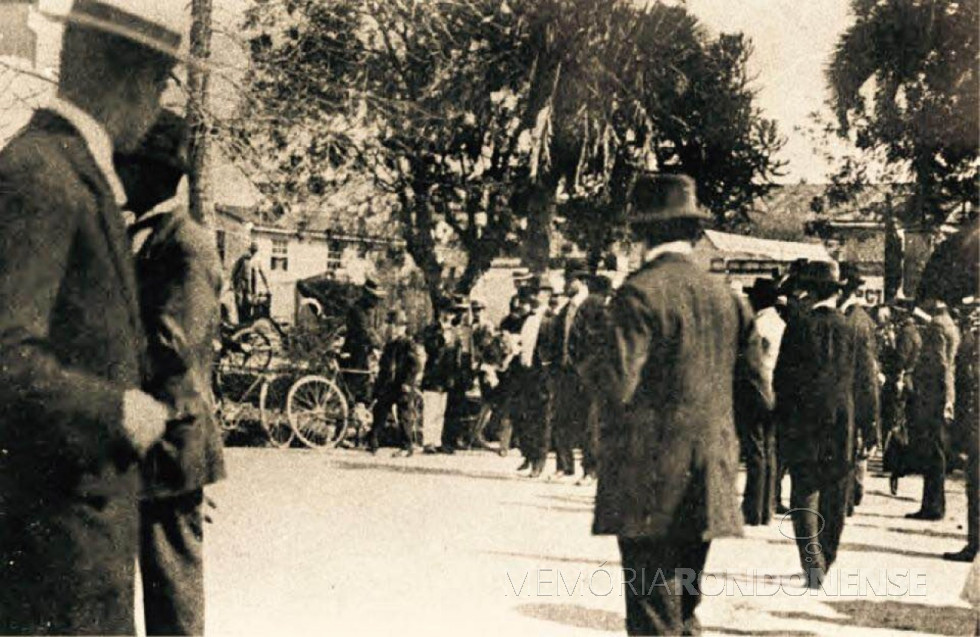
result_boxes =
[849,521,966,540]
[762,538,941,560]
[502,501,593,514]
[702,627,817,636]
[863,489,917,502]
[772,600,977,636]
[516,602,623,632]
[486,550,618,567]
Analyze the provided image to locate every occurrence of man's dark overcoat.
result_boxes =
[132,208,226,498]
[774,305,863,491]
[0,110,147,634]
[589,253,770,540]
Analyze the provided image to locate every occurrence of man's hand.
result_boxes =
[122,389,170,457]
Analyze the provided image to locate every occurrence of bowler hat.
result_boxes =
[797,261,842,289]
[628,173,710,224]
[121,109,188,172]
[746,277,780,305]
[470,299,486,311]
[43,0,194,64]
[564,258,590,280]
[364,278,387,298]
[839,261,865,290]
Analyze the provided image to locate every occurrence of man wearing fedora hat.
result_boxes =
[838,262,881,516]
[585,173,770,634]
[0,1,190,632]
[773,260,877,587]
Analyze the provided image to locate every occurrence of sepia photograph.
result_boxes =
[0,0,977,635]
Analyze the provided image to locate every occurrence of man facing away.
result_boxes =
[0,2,183,632]
[585,173,770,635]
[838,262,881,516]
[907,298,960,520]
[115,110,227,635]
[773,260,876,588]
[370,310,425,456]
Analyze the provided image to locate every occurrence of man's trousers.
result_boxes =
[139,490,205,636]
[552,366,587,475]
[788,470,851,586]
[617,536,711,636]
[741,413,776,525]
[372,388,419,451]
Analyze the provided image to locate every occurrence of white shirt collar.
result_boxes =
[569,287,589,308]
[642,241,693,265]
[47,97,127,207]
[839,294,865,314]
[812,296,840,311]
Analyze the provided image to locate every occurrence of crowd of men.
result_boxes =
[341,173,979,635]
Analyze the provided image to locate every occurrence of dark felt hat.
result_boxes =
[797,260,842,289]
[839,261,865,289]
[364,278,387,298]
[564,258,590,280]
[628,173,710,224]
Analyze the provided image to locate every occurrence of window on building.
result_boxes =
[215,229,226,264]
[326,240,344,272]
[271,238,288,271]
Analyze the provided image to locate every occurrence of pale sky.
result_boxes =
[684,0,857,183]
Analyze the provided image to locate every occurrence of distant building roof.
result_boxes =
[702,230,832,263]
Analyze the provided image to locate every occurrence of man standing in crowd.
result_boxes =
[907,298,960,520]
[551,259,592,481]
[586,174,770,635]
[839,262,881,515]
[574,273,612,486]
[342,278,386,403]
[945,300,979,562]
[883,301,923,495]
[774,261,877,588]
[371,310,425,457]
[230,241,269,322]
[741,277,784,526]
[515,285,552,477]
[0,3,182,632]
[115,110,226,635]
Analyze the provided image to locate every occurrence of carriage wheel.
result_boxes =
[287,375,348,450]
[260,374,295,448]
[225,327,273,371]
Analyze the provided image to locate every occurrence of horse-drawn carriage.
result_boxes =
[213,277,377,450]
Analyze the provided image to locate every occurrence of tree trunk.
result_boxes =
[520,176,558,273]
[187,0,214,226]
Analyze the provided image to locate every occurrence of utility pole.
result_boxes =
[187,0,214,225]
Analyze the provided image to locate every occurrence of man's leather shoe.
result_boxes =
[889,475,899,496]
[905,510,943,521]
[943,546,978,562]
[516,459,531,472]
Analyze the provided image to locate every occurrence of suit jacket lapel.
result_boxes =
[32,111,144,338]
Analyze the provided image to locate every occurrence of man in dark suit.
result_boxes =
[585,174,770,635]
[774,261,876,588]
[115,110,226,634]
[342,279,386,403]
[0,3,183,633]
[907,299,960,520]
[838,262,881,516]
[551,259,593,481]
[371,310,425,456]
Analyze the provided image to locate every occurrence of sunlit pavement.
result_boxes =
[203,447,977,636]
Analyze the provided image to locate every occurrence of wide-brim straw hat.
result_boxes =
[42,0,200,67]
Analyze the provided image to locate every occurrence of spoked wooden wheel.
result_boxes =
[260,374,295,448]
[224,327,273,371]
[287,375,348,450]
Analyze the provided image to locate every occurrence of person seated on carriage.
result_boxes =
[370,310,426,456]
